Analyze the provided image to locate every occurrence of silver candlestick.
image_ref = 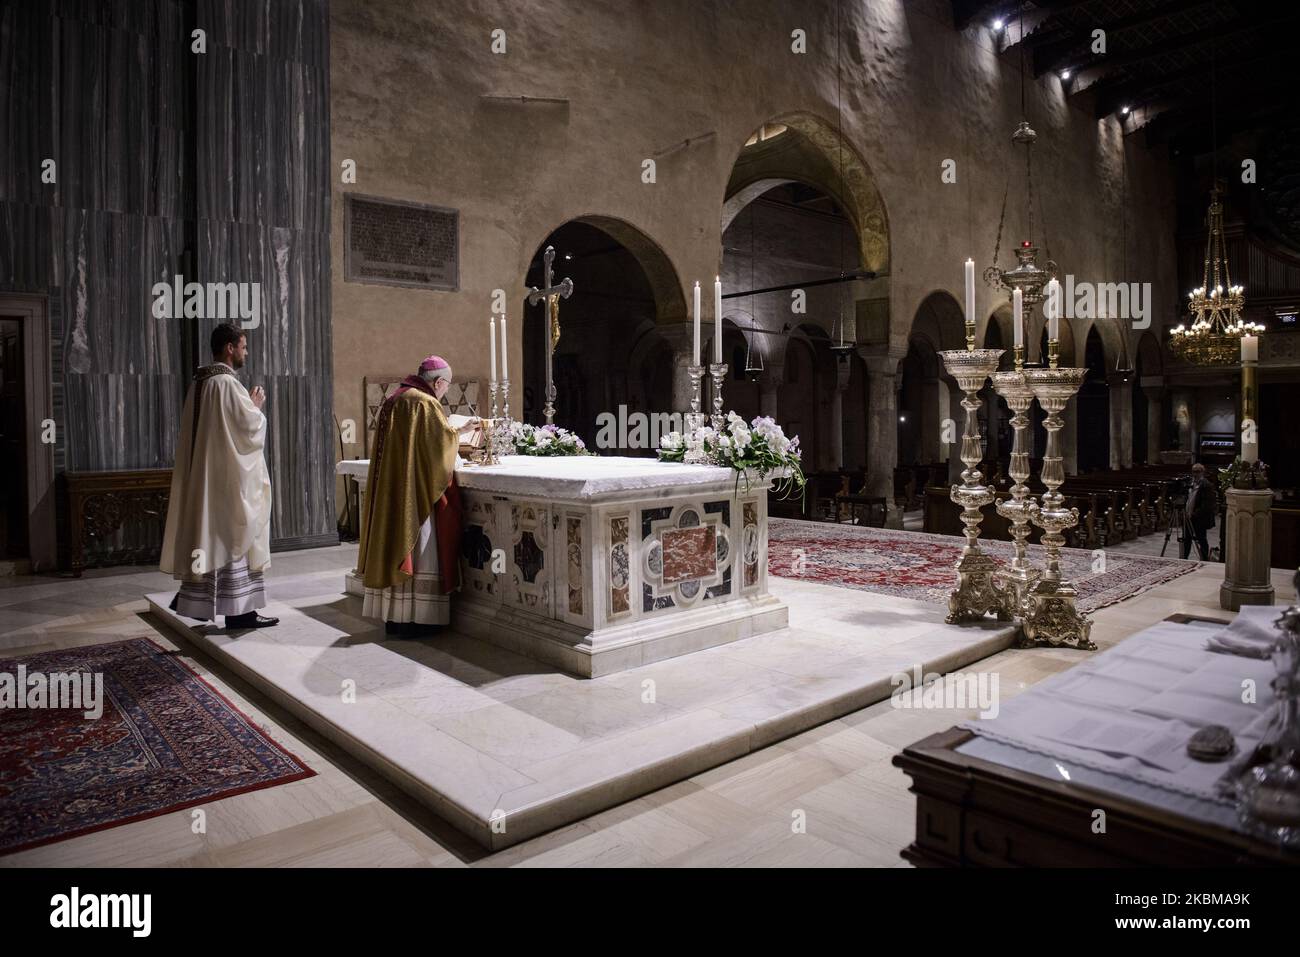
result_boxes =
[709,362,728,430]
[938,347,1008,624]
[684,365,707,463]
[1022,350,1094,650]
[992,346,1039,619]
[492,377,514,461]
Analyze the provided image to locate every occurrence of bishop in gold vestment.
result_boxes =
[356,355,470,636]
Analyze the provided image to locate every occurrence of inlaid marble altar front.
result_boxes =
[336,455,788,676]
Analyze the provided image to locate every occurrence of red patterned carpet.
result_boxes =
[768,519,1199,612]
[0,637,314,856]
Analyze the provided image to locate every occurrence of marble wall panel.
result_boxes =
[0,0,335,552]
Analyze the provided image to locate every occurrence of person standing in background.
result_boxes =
[1182,462,1217,561]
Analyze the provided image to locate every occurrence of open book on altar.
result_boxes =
[449,413,486,452]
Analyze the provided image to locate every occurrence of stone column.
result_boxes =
[919,376,941,465]
[1172,389,1193,455]
[831,353,851,469]
[1061,394,1079,477]
[862,351,905,528]
[1108,374,1133,469]
[1220,488,1275,610]
[1141,376,1164,463]
[759,364,781,420]
[658,322,700,417]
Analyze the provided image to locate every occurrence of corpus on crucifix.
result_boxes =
[527,244,574,424]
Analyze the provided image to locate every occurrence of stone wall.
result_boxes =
[0,0,335,552]
[329,0,1178,474]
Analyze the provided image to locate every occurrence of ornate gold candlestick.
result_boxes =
[1022,357,1094,649]
[938,347,1007,624]
[992,346,1038,619]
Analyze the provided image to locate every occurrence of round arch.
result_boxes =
[521,216,687,434]
[523,213,689,325]
[723,110,890,275]
[910,290,968,353]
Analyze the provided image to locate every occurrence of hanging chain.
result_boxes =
[989,181,1010,274]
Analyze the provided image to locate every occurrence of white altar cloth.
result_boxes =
[456,455,740,498]
[337,454,788,676]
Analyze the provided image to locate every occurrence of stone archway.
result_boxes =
[718,113,894,517]
[723,111,890,275]
[521,217,687,446]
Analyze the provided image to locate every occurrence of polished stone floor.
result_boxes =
[0,542,1292,866]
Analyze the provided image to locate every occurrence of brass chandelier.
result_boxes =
[1170,185,1261,365]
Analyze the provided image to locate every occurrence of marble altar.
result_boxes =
[336,455,789,676]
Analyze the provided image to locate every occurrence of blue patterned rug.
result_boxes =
[0,637,314,856]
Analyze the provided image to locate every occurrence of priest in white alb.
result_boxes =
[356,355,477,637]
[160,322,277,628]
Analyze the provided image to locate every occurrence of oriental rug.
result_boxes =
[768,519,1198,613]
[0,637,314,856]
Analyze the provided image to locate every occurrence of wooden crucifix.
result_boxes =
[527,245,574,424]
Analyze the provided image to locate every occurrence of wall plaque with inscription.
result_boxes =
[344,193,459,291]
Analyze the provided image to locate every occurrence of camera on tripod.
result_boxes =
[1168,475,1191,508]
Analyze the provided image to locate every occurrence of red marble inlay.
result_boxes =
[661,526,716,585]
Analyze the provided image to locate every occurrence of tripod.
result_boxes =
[1160,499,1190,558]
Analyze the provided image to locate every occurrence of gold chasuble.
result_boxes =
[357,376,461,601]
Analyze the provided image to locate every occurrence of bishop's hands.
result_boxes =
[250,385,266,410]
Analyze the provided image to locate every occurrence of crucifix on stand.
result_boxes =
[527,245,574,424]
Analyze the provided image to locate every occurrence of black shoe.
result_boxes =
[225,612,279,629]
[387,621,441,639]
[168,594,179,611]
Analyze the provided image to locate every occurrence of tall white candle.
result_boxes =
[1045,279,1060,341]
[1012,288,1023,349]
[1241,334,1258,363]
[693,280,701,367]
[964,258,975,326]
[714,276,723,364]
[500,315,508,380]
[489,316,497,383]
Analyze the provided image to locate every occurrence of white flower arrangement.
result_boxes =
[659,413,804,496]
[509,421,589,456]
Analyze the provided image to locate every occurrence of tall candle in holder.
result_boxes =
[964,258,976,350]
[1022,364,1095,649]
[714,276,723,364]
[693,280,701,367]
[938,345,1008,624]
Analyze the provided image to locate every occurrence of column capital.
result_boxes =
[857,343,908,374]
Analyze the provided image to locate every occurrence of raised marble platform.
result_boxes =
[146,569,1017,851]
[339,455,789,676]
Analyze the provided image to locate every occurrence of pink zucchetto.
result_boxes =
[418,354,452,382]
